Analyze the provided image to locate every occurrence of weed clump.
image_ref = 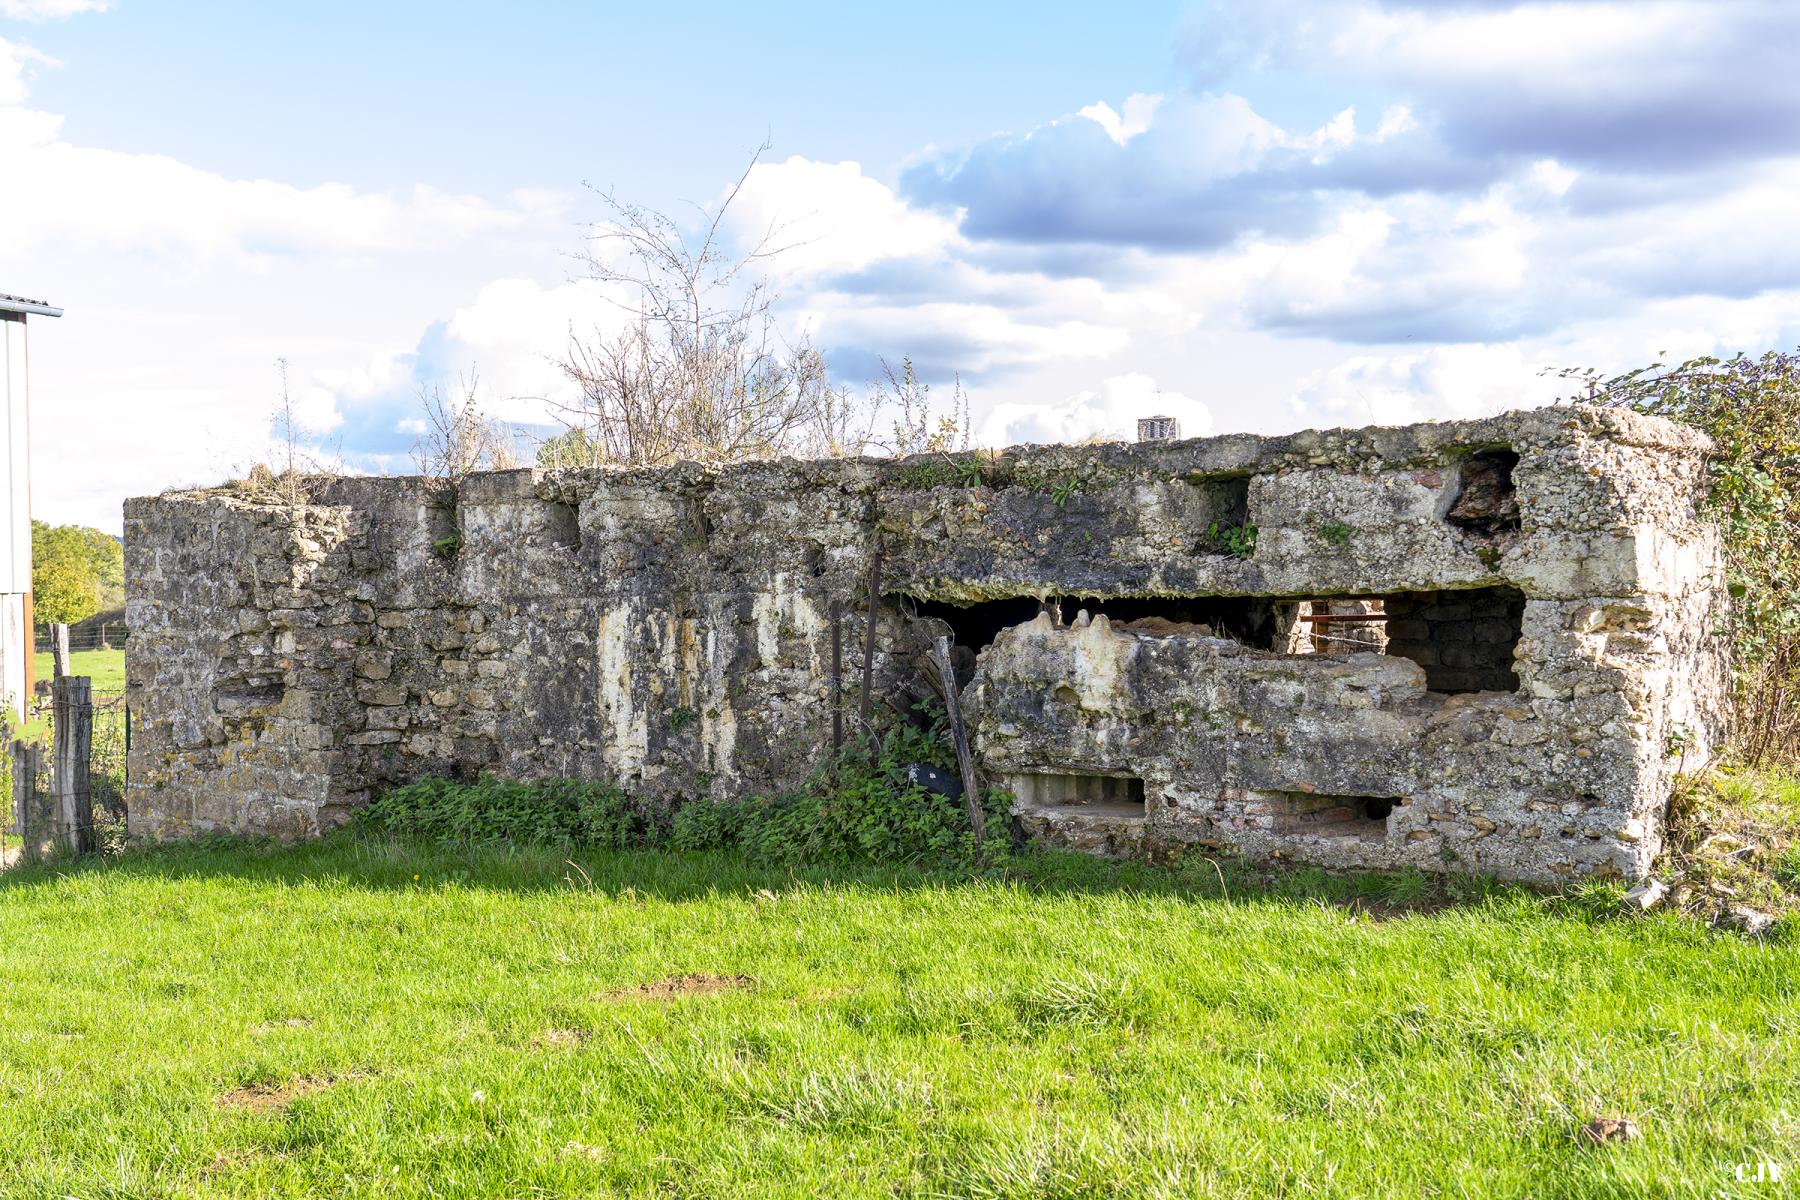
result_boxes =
[358,720,1011,870]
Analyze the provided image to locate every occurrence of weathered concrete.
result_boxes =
[125,405,1727,882]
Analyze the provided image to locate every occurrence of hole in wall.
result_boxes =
[1272,791,1401,841]
[1008,771,1146,818]
[1187,472,1251,527]
[894,595,1044,655]
[897,585,1525,694]
[897,593,1291,656]
[1447,449,1521,536]
[1284,598,1389,656]
[425,499,460,560]
[543,499,581,551]
[1061,595,1284,645]
[1382,586,1524,694]
[1284,586,1523,694]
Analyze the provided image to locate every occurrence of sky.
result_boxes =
[6,0,1800,532]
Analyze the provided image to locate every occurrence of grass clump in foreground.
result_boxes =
[0,834,1796,1198]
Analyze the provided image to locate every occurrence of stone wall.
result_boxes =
[125,405,1728,883]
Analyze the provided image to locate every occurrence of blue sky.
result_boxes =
[7,0,1800,530]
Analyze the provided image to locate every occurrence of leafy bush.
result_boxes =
[360,717,1012,870]
[1564,349,1800,764]
[359,776,675,850]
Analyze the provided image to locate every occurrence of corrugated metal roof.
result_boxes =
[0,293,63,318]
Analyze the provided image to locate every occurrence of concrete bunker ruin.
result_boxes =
[125,405,1727,883]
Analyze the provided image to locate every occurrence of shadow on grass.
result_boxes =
[0,826,1572,921]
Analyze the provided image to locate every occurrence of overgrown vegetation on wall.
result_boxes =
[1567,348,1800,764]
[359,721,1011,869]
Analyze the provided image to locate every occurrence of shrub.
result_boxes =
[359,716,1012,870]
[358,776,674,850]
[1564,348,1800,765]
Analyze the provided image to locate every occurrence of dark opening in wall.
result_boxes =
[901,585,1525,694]
[1060,594,1285,645]
[425,499,459,559]
[1382,586,1524,693]
[1447,449,1521,536]
[1273,791,1400,841]
[1187,471,1251,527]
[898,595,1045,655]
[542,499,581,550]
[898,592,1290,658]
[1009,771,1146,818]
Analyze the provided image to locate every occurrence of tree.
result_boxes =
[31,520,113,626]
[77,527,124,611]
[553,146,866,466]
[536,426,600,470]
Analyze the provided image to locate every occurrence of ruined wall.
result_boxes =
[125,405,1728,883]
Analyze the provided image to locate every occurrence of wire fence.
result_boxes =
[4,679,129,868]
[33,623,128,654]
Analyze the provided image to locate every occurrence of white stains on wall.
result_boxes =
[596,604,648,777]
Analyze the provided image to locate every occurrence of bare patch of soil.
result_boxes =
[215,1074,337,1114]
[600,973,752,1002]
[532,1027,591,1049]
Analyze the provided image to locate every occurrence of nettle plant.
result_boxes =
[1559,348,1800,764]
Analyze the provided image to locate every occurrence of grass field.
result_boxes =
[0,836,1795,1198]
[31,645,127,694]
[17,646,130,763]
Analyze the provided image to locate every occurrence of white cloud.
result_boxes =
[0,0,108,20]
[0,37,54,104]
[1078,93,1163,145]
[0,105,568,264]
[979,372,1213,447]
[1187,0,1800,168]
[727,156,960,279]
[1286,344,1560,429]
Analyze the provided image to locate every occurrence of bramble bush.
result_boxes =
[359,716,1013,869]
[1561,348,1800,765]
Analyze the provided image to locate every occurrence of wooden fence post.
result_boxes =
[930,635,986,856]
[13,739,45,865]
[51,623,70,679]
[52,675,93,855]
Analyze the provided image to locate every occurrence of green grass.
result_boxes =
[0,837,1795,1198]
[32,645,126,694]
[18,646,128,744]
[1664,766,1800,918]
